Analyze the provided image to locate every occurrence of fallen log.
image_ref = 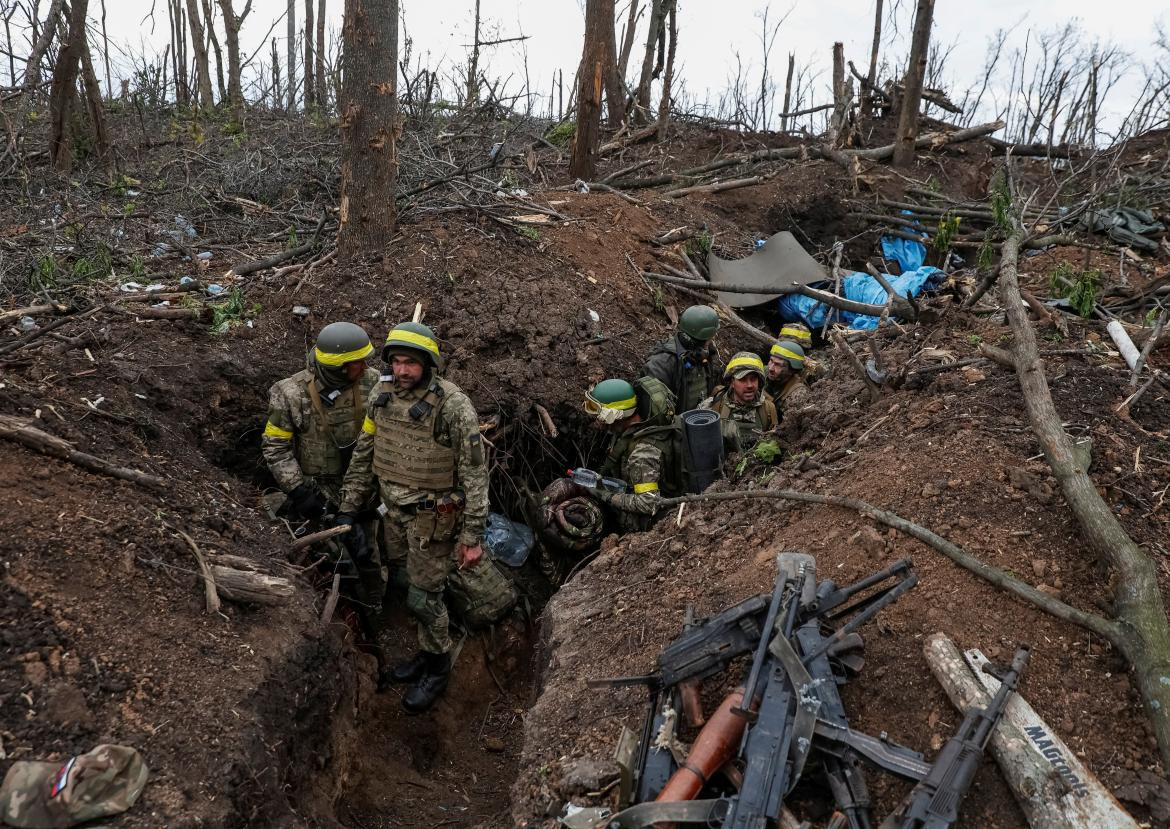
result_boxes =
[211,564,295,606]
[0,415,167,491]
[924,633,1139,829]
[0,302,69,322]
[999,199,1170,769]
[663,173,776,199]
[109,304,212,321]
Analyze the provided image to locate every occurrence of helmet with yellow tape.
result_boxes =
[769,340,806,371]
[723,351,766,382]
[584,379,638,425]
[778,322,812,347]
[382,321,444,370]
[313,322,374,368]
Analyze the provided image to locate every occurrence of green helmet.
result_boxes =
[680,305,719,341]
[584,378,638,424]
[314,321,374,367]
[778,322,812,347]
[724,350,766,381]
[383,321,443,370]
[769,340,806,371]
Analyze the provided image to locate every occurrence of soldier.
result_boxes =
[582,376,683,532]
[261,321,388,615]
[641,305,721,412]
[777,322,827,384]
[337,322,514,713]
[701,351,779,453]
[766,340,811,407]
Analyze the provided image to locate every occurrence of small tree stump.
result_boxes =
[210,565,294,606]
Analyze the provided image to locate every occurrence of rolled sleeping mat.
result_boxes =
[682,409,724,494]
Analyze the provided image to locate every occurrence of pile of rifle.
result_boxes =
[590,553,1030,829]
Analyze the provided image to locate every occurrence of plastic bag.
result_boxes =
[484,512,535,568]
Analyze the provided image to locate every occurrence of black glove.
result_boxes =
[288,481,328,521]
[333,512,369,562]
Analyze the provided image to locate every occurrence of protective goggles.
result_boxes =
[583,393,637,424]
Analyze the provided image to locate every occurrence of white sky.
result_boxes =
[20,1,1170,134]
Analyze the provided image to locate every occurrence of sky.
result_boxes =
[15,1,1170,135]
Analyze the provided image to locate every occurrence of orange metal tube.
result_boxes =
[655,686,747,804]
[679,679,706,728]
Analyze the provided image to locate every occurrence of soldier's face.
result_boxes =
[767,357,788,381]
[730,374,759,403]
[391,355,425,388]
[344,360,368,382]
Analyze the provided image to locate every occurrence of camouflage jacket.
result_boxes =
[702,387,778,452]
[767,375,811,409]
[261,366,380,503]
[640,335,719,413]
[340,377,488,547]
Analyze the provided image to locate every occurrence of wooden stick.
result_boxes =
[831,330,882,402]
[291,523,351,552]
[0,415,168,491]
[1130,308,1167,386]
[0,308,98,357]
[664,173,775,199]
[320,572,341,623]
[534,403,559,438]
[795,284,889,318]
[176,528,222,615]
[0,303,69,322]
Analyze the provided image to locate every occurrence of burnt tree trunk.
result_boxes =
[570,0,609,180]
[286,0,296,111]
[185,0,214,107]
[653,0,675,140]
[781,52,794,131]
[79,37,111,168]
[603,0,625,126]
[338,0,399,258]
[303,0,315,108]
[892,0,934,167]
[11,0,65,150]
[861,0,883,119]
[616,0,639,81]
[217,0,247,121]
[315,0,326,110]
[270,36,281,109]
[998,209,1170,770]
[202,0,226,101]
[47,0,88,172]
[633,0,665,122]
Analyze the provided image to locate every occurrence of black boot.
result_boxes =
[386,651,430,685]
[402,652,451,713]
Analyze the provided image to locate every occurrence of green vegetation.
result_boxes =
[933,215,962,255]
[517,225,541,242]
[545,121,575,148]
[208,289,260,335]
[684,230,714,258]
[1049,261,1101,317]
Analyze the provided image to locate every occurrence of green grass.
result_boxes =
[545,121,575,148]
[209,289,260,335]
[1049,261,1101,317]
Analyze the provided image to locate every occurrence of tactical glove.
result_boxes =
[333,513,370,562]
[288,481,328,521]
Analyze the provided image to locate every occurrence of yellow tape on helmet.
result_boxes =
[314,342,374,366]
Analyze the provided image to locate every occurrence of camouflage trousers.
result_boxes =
[384,504,516,654]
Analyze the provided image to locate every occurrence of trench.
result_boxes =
[201,391,605,828]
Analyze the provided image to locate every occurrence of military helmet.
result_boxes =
[679,305,719,342]
[584,378,638,424]
[770,340,806,371]
[778,322,812,347]
[383,321,443,370]
[724,351,766,381]
[314,321,374,367]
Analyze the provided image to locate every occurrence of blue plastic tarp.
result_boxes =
[881,234,927,271]
[776,266,942,330]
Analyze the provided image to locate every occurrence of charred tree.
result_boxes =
[186,0,215,107]
[286,0,296,111]
[217,0,250,121]
[892,0,934,167]
[271,36,281,109]
[465,0,481,104]
[80,37,111,168]
[861,0,883,119]
[46,0,88,172]
[633,0,665,122]
[338,0,399,258]
[604,0,625,125]
[10,0,65,150]
[303,0,315,108]
[315,0,326,110]
[653,0,675,140]
[616,0,639,81]
[570,0,611,179]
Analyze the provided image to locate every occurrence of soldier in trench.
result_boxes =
[261,321,391,644]
[700,351,779,454]
[640,304,722,413]
[336,322,515,713]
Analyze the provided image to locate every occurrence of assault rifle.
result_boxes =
[879,645,1031,829]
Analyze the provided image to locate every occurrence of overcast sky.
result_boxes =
[28,1,1170,134]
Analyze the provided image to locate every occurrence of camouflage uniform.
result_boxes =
[640,334,719,413]
[340,374,515,654]
[595,380,683,533]
[767,375,811,408]
[261,358,390,608]
[702,387,779,453]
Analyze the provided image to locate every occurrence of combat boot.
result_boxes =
[386,651,430,685]
[402,651,451,713]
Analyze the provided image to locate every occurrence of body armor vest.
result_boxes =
[710,388,777,447]
[371,378,459,491]
[297,370,375,480]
